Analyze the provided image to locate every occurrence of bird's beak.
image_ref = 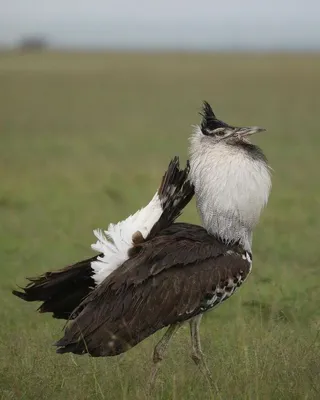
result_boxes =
[235,126,266,138]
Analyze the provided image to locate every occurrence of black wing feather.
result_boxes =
[12,255,99,319]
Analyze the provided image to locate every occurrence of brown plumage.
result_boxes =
[55,223,251,356]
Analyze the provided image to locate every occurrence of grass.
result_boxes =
[1,50,320,399]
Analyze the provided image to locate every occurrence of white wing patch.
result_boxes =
[91,193,162,285]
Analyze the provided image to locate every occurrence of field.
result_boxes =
[1,51,320,400]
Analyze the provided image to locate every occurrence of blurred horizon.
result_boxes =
[1,0,320,51]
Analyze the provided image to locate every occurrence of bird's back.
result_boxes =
[55,222,252,356]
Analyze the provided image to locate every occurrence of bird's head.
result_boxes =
[199,101,266,144]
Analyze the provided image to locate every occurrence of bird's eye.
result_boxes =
[214,130,225,136]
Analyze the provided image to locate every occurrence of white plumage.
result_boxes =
[91,193,163,284]
[189,126,271,252]
[90,123,271,286]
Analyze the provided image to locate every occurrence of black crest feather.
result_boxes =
[200,101,228,135]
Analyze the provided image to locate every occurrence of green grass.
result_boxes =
[1,51,320,399]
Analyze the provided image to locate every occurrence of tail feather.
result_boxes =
[90,156,194,284]
[148,157,194,239]
[12,255,99,319]
[12,157,194,320]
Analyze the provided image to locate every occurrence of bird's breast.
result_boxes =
[190,140,271,245]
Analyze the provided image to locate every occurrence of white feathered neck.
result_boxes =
[189,127,271,252]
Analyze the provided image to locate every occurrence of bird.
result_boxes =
[13,101,271,388]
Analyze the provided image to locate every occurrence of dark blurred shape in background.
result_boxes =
[19,36,48,52]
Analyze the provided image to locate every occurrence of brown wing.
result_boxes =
[55,223,250,357]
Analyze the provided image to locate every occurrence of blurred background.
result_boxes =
[1,0,320,51]
[1,1,320,399]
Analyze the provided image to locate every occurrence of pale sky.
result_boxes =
[0,0,320,50]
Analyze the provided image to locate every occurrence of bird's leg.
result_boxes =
[189,314,213,385]
[147,323,181,392]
